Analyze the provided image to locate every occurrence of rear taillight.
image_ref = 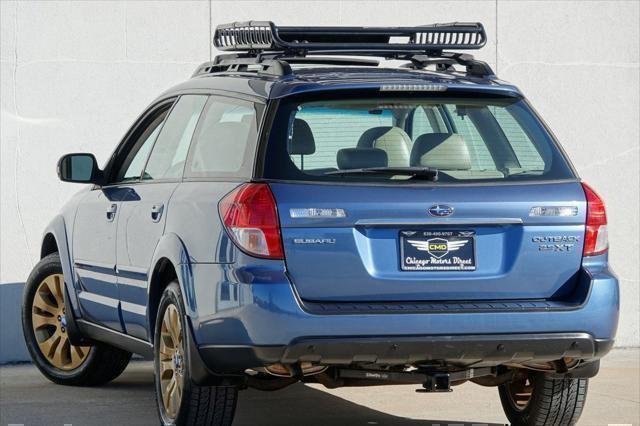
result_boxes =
[218,183,284,259]
[582,182,608,256]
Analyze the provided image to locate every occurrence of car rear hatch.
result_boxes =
[271,182,585,302]
[259,89,584,302]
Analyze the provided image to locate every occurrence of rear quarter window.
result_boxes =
[184,96,261,179]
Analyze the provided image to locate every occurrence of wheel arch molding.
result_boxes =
[40,216,81,315]
[147,232,196,343]
[37,218,90,346]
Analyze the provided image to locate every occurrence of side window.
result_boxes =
[143,95,208,181]
[114,108,169,183]
[184,96,258,178]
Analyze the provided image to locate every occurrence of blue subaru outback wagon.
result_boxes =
[22,22,619,425]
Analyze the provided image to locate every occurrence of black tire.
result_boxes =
[154,281,238,426]
[499,370,588,426]
[22,253,132,386]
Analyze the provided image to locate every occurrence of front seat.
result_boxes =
[357,126,412,167]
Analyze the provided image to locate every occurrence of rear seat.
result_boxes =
[357,126,412,167]
[410,133,504,179]
[289,118,337,175]
[337,147,388,170]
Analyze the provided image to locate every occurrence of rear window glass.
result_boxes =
[291,108,392,170]
[261,95,575,184]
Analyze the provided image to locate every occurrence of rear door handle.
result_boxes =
[106,204,117,221]
[150,204,164,222]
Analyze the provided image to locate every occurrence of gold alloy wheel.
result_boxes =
[508,372,534,410]
[159,304,185,419]
[31,273,90,370]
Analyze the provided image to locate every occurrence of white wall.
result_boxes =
[1,1,638,358]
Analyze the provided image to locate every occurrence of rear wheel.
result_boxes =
[22,253,132,386]
[154,282,238,426]
[498,369,588,425]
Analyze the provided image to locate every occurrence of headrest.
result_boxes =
[410,133,472,170]
[288,119,315,155]
[357,126,394,147]
[337,148,388,170]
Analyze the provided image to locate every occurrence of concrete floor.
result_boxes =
[1,349,638,425]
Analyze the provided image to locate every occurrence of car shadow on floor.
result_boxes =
[1,363,505,426]
[233,382,505,426]
[102,366,504,425]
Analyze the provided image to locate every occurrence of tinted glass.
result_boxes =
[113,109,168,183]
[184,97,258,178]
[410,106,446,140]
[491,107,545,170]
[143,95,208,181]
[261,95,575,184]
[443,104,496,170]
[291,108,392,170]
[59,154,96,182]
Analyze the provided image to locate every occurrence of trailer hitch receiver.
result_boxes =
[417,372,452,393]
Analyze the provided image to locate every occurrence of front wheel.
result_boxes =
[498,369,588,426]
[154,282,238,426]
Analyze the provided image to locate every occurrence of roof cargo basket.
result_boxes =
[197,21,494,79]
[213,21,486,54]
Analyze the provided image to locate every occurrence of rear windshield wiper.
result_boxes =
[324,167,438,181]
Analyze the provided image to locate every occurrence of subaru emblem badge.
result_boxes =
[428,204,454,217]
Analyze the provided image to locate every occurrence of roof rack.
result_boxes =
[405,52,495,78]
[191,53,382,77]
[193,21,494,79]
[213,21,486,53]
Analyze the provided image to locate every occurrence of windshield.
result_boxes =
[261,94,576,184]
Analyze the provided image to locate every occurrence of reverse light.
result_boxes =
[582,182,608,256]
[219,183,284,259]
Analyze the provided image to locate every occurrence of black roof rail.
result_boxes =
[213,21,486,54]
[192,53,379,78]
[192,54,291,77]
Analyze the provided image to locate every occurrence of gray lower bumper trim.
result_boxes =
[198,333,613,374]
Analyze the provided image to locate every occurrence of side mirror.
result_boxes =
[57,153,102,184]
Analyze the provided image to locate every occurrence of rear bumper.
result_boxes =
[186,256,619,374]
[198,333,613,374]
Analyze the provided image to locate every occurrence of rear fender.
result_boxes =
[147,233,196,334]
